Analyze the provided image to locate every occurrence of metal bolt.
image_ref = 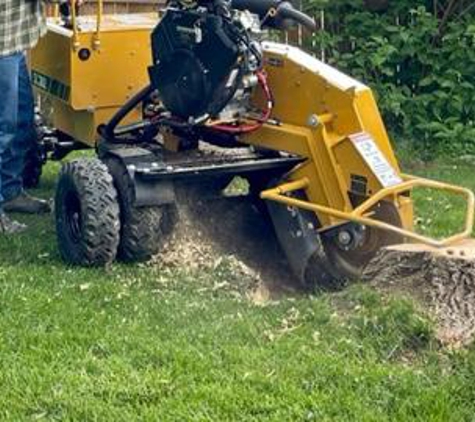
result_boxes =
[308,114,319,127]
[338,230,352,246]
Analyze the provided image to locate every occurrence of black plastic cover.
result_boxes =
[149,9,241,119]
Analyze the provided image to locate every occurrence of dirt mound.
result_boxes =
[364,241,475,348]
[153,184,300,302]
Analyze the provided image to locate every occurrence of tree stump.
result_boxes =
[363,240,475,347]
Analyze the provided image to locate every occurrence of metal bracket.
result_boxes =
[104,147,175,207]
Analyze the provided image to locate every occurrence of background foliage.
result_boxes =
[302,0,475,158]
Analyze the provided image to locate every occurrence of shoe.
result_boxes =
[0,213,27,234]
[3,192,51,214]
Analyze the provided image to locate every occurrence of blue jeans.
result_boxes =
[0,53,35,211]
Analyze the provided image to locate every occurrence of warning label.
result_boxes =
[350,132,402,188]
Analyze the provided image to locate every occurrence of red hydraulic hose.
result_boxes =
[211,70,273,134]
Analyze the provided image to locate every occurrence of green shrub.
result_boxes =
[303,0,475,158]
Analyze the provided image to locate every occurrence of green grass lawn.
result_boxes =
[1,158,475,421]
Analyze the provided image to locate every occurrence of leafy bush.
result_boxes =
[303,0,475,158]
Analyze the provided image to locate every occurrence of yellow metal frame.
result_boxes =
[243,42,475,249]
[261,175,475,248]
[31,5,157,145]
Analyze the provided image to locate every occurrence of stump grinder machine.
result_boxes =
[30,0,474,289]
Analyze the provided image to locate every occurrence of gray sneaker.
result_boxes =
[0,213,27,234]
[3,192,51,214]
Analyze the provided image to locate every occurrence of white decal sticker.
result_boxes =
[351,133,402,188]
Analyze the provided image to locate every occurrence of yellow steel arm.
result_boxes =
[261,176,475,248]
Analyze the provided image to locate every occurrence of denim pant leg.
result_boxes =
[0,53,21,211]
[2,54,35,202]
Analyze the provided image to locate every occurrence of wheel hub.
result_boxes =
[335,225,367,251]
[322,201,404,281]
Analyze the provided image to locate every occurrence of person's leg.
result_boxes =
[0,54,20,205]
[0,53,27,233]
[2,54,50,214]
[1,54,35,202]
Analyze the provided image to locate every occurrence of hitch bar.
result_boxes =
[261,174,475,248]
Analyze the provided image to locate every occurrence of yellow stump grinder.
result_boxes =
[30,0,474,289]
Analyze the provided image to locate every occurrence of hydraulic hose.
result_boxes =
[101,85,153,141]
[210,70,273,134]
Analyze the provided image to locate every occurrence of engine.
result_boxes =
[148,0,271,131]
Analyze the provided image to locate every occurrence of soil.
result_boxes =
[364,241,475,348]
[153,182,301,303]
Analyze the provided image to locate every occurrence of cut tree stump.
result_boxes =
[363,240,475,348]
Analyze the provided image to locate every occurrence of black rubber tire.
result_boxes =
[55,158,120,266]
[105,158,171,262]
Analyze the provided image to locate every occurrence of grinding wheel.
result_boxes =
[321,201,404,281]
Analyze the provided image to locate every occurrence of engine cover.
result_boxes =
[149,9,242,120]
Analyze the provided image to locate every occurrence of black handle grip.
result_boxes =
[277,2,316,31]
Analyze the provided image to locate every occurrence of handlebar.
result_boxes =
[277,2,316,31]
[60,0,314,52]
[56,0,103,50]
[230,0,316,31]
